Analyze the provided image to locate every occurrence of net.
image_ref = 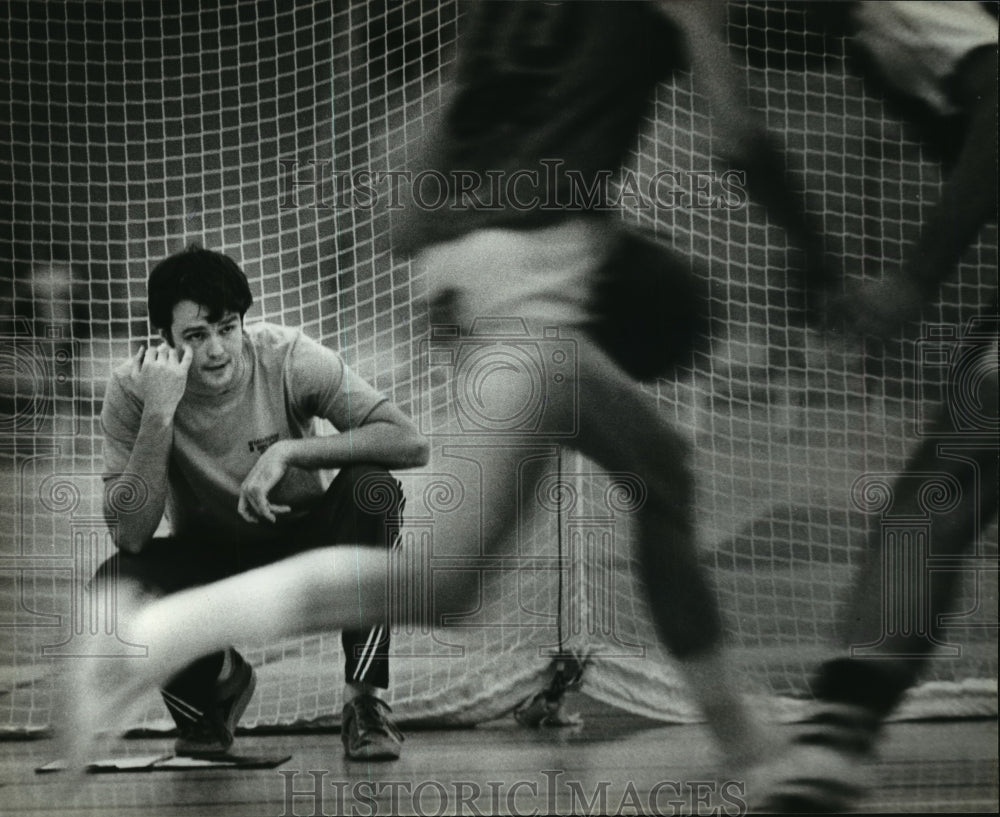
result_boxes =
[0,0,996,736]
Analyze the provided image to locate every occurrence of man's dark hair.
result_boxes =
[147,244,254,336]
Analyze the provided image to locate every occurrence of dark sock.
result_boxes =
[812,657,917,718]
[797,657,918,754]
[163,650,227,708]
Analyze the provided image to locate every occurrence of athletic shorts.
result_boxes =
[851,1,998,117]
[416,216,711,383]
[415,216,615,336]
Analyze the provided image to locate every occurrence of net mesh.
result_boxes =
[0,0,996,735]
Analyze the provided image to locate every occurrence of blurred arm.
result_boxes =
[657,0,838,299]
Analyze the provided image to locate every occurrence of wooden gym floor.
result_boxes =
[1,696,996,816]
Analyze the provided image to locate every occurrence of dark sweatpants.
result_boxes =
[93,464,405,711]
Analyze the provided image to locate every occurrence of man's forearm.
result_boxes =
[278,422,429,472]
[105,410,174,553]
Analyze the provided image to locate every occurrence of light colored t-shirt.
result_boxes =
[852,1,998,117]
[101,321,387,541]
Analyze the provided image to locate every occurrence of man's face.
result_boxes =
[165,300,244,394]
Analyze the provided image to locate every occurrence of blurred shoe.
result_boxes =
[162,650,256,758]
[342,695,404,761]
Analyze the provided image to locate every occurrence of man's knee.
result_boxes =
[320,464,405,549]
[92,550,165,595]
[336,463,404,516]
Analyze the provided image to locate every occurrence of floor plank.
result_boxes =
[2,704,996,816]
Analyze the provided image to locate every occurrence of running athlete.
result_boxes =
[65,0,828,779]
[757,2,998,810]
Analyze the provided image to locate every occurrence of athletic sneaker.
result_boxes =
[162,651,257,758]
[341,695,404,761]
[750,703,876,813]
